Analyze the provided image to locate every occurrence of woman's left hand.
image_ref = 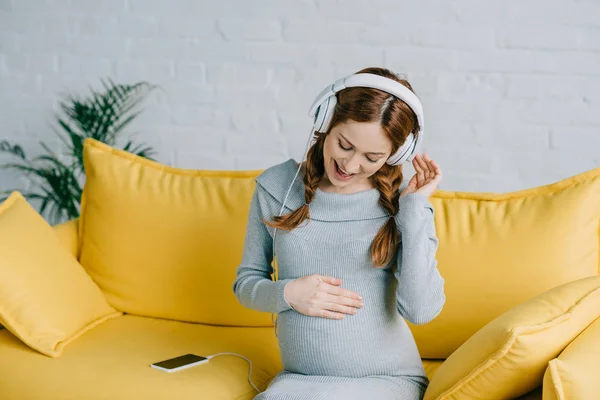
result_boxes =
[400,153,443,198]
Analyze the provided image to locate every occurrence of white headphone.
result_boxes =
[308,73,424,166]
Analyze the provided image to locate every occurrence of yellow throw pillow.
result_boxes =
[53,218,79,258]
[543,316,600,400]
[423,275,600,400]
[79,138,270,326]
[0,192,121,357]
[412,167,600,358]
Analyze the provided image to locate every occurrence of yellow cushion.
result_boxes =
[518,387,543,400]
[0,314,281,399]
[0,192,121,357]
[543,316,600,400]
[412,167,600,358]
[79,138,270,326]
[53,218,79,257]
[423,275,600,400]
[422,359,444,381]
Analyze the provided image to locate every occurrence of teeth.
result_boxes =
[336,161,351,176]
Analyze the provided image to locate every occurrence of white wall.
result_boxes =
[1,0,599,194]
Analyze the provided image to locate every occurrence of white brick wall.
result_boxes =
[1,0,599,195]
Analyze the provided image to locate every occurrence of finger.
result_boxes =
[326,285,362,300]
[415,152,429,174]
[401,176,418,197]
[326,294,364,308]
[317,275,342,286]
[408,174,418,188]
[417,154,429,183]
[423,153,438,180]
[423,153,440,173]
[317,309,345,320]
[422,153,434,179]
[325,302,359,315]
[402,175,416,190]
[411,161,422,187]
[413,154,424,174]
[413,155,425,186]
[430,159,442,176]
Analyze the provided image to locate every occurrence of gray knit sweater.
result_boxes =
[233,159,445,399]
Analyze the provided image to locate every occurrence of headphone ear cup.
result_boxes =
[313,95,337,133]
[387,132,418,165]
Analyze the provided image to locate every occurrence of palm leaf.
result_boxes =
[54,121,84,164]
[122,140,157,160]
[111,112,140,138]
[0,190,12,203]
[2,144,82,223]
[1,78,157,224]
[32,166,81,222]
[0,162,39,175]
[0,166,80,224]
[56,80,157,174]
[0,141,27,160]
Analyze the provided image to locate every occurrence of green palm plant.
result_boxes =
[0,79,158,225]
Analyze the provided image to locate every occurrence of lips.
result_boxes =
[334,160,353,180]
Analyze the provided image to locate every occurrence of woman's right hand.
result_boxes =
[283,275,364,319]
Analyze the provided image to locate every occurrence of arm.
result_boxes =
[232,186,294,314]
[394,192,445,324]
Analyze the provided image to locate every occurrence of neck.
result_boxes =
[318,175,375,195]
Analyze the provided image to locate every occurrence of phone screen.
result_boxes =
[152,354,208,370]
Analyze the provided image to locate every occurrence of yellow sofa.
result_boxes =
[1,138,599,400]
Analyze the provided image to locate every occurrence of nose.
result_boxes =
[344,154,362,174]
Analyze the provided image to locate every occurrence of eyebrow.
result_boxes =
[338,133,387,155]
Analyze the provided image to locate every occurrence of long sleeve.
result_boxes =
[393,192,446,324]
[232,185,295,314]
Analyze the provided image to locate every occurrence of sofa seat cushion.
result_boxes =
[422,359,444,381]
[0,314,281,400]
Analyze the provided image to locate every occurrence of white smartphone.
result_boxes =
[150,353,209,373]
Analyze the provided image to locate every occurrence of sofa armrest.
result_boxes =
[543,316,600,400]
[52,218,79,259]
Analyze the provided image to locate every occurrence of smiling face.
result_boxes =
[321,120,393,194]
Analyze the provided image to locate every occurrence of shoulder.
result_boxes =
[255,158,305,211]
[257,158,300,188]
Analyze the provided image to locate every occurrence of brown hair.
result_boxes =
[265,67,420,267]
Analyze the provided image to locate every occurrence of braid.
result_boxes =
[369,163,403,267]
[264,132,325,230]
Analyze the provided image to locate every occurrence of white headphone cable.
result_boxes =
[270,126,316,335]
[272,125,316,278]
[206,352,261,393]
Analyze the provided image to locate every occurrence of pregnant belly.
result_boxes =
[276,308,422,378]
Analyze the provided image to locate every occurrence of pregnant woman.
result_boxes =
[233,67,446,400]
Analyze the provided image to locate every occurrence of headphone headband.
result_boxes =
[308,73,424,165]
